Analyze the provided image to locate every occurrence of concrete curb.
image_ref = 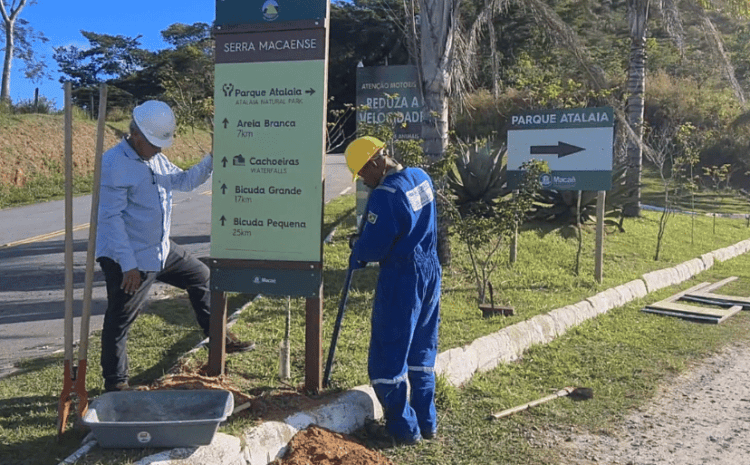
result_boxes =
[107,236,750,465]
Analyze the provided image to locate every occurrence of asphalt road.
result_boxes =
[0,153,354,377]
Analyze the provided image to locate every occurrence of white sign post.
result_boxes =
[508,107,614,283]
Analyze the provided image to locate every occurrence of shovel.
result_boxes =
[57,83,107,439]
[323,221,367,388]
[323,263,355,388]
[488,386,593,420]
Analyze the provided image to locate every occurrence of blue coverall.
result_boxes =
[350,166,442,443]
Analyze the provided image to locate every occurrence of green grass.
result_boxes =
[386,259,750,464]
[2,188,750,464]
[640,165,750,216]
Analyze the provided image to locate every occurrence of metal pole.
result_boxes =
[280,296,291,380]
[305,281,324,393]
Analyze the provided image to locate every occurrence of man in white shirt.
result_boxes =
[95,101,253,392]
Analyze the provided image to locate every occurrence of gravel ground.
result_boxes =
[556,342,750,465]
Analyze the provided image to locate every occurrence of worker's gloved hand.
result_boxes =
[348,233,360,250]
[349,253,366,270]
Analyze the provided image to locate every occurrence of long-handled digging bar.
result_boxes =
[488,386,593,420]
[323,263,356,388]
[57,83,107,439]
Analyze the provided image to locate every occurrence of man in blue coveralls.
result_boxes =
[345,136,442,445]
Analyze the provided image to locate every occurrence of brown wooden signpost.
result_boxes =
[210,0,330,392]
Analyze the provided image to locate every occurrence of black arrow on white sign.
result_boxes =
[305,88,315,95]
[530,141,585,158]
[222,118,229,129]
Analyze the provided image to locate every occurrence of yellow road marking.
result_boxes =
[1,223,90,249]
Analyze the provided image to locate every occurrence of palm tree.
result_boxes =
[623,0,750,217]
[416,0,460,160]
[394,0,749,191]
[623,0,651,217]
[405,0,612,160]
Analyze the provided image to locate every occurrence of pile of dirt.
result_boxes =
[140,372,254,406]
[272,425,395,465]
[143,360,340,423]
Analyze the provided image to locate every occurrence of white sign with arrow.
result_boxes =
[507,107,614,191]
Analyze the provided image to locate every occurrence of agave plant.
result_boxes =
[446,138,511,216]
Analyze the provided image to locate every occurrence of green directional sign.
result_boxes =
[216,0,327,28]
[507,107,614,191]
[211,59,325,262]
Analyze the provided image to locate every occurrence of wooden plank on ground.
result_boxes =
[642,307,723,324]
[644,302,742,324]
[698,276,738,293]
[642,278,743,324]
[647,301,739,317]
[682,291,750,309]
[657,282,713,304]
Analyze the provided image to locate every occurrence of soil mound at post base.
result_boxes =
[272,425,395,465]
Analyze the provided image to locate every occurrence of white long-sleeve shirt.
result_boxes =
[95,139,212,272]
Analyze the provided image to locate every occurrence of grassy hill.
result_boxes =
[0,112,212,208]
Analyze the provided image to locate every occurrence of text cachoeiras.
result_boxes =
[248,157,300,166]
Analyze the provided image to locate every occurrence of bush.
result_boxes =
[0,99,11,117]
[646,71,743,130]
[13,96,57,115]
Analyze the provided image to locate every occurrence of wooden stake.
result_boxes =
[63,82,74,368]
[79,83,107,366]
[510,190,518,264]
[594,191,605,283]
[57,82,75,439]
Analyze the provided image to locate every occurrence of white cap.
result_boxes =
[132,100,176,149]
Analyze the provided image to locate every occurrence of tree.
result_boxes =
[54,31,149,87]
[155,23,215,132]
[448,158,547,303]
[623,0,750,217]
[1,0,48,102]
[622,0,651,217]
[397,0,614,160]
[643,122,699,260]
[54,31,152,111]
[328,1,409,139]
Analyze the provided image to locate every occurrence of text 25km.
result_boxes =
[233,229,252,237]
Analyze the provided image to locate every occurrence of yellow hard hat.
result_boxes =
[345,136,385,180]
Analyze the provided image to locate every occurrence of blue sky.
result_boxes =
[7,1,216,108]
